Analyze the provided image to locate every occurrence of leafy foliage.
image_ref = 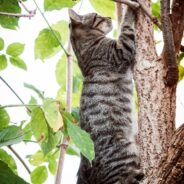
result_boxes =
[0,126,26,147]
[89,0,115,19]
[34,29,61,60]
[0,149,17,174]
[44,0,80,11]
[0,107,10,129]
[42,98,63,132]
[152,0,160,19]
[31,166,48,184]
[0,0,21,29]
[0,55,8,71]
[0,37,5,50]
[9,57,27,70]
[63,112,95,161]
[6,43,25,57]
[0,160,29,184]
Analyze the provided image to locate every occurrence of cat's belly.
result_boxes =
[80,71,135,141]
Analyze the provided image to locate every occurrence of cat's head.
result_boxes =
[68,9,113,37]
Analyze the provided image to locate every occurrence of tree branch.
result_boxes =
[161,0,178,86]
[171,0,184,54]
[55,41,73,184]
[147,124,184,184]
[112,0,162,29]
[8,145,31,174]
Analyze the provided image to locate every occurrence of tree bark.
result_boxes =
[151,124,184,184]
[133,0,184,183]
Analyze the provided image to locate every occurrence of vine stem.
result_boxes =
[32,0,70,57]
[55,41,73,184]
[8,145,31,174]
[0,104,40,109]
[0,76,31,113]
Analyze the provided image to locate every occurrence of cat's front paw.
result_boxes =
[124,170,144,184]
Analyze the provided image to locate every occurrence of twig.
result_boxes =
[0,12,35,18]
[32,0,70,57]
[113,0,139,10]
[0,76,31,113]
[55,41,73,184]
[24,140,38,143]
[8,145,31,174]
[112,0,162,29]
[78,0,84,13]
[0,104,40,109]
[18,0,33,14]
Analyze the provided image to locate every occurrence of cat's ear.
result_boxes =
[68,9,82,25]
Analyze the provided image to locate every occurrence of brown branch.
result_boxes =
[112,0,162,29]
[171,0,184,54]
[55,41,73,184]
[147,124,184,184]
[161,0,178,86]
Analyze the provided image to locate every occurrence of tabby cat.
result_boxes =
[69,3,144,184]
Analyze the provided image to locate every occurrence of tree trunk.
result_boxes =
[133,0,184,183]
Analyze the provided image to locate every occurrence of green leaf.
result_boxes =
[0,149,17,174]
[73,75,83,93]
[42,98,63,132]
[23,123,32,141]
[48,158,57,174]
[0,54,8,71]
[66,144,80,156]
[55,55,67,89]
[179,65,184,81]
[71,107,80,122]
[31,166,48,184]
[6,43,25,56]
[28,96,38,111]
[41,129,62,155]
[34,28,61,60]
[0,126,25,147]
[29,151,45,166]
[63,113,95,161]
[30,108,62,154]
[52,21,69,45]
[44,0,80,11]
[0,160,29,184]
[89,0,115,19]
[179,53,184,64]
[24,83,44,100]
[152,0,160,19]
[0,38,5,51]
[30,107,48,145]
[0,106,10,129]
[9,57,27,70]
[0,0,21,30]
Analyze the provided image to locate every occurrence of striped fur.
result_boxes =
[69,5,143,184]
